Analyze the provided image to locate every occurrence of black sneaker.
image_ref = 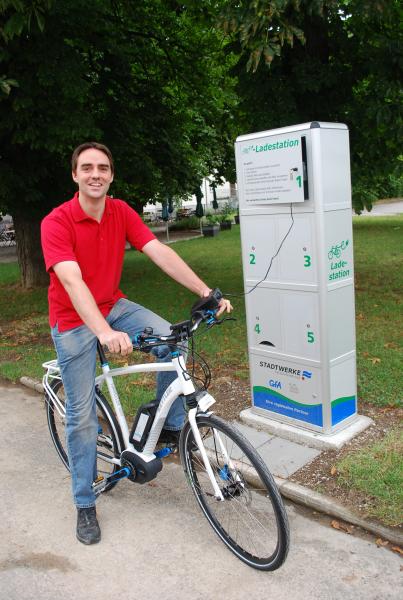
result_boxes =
[158,428,181,445]
[76,507,101,545]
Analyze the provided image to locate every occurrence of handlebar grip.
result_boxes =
[191,288,223,316]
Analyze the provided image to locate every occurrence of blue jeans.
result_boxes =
[51,298,186,508]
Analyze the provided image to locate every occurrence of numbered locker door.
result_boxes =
[242,214,317,285]
[280,291,321,360]
[246,287,320,360]
[245,287,282,352]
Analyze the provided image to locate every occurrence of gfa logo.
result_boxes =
[269,380,282,389]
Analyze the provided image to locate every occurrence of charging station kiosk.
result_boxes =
[235,122,363,439]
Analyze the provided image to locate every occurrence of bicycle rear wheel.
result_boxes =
[46,379,122,493]
[179,414,290,571]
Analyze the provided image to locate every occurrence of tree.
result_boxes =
[0,0,237,287]
[218,0,402,212]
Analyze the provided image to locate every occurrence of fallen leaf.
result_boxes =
[357,313,365,320]
[384,342,398,349]
[370,357,381,364]
[391,546,403,556]
[375,538,389,547]
[331,520,354,534]
[330,466,338,476]
[362,351,370,358]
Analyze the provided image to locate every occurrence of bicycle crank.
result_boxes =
[92,467,131,494]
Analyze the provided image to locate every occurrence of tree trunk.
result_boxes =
[13,214,49,288]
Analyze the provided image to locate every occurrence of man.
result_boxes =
[41,142,232,545]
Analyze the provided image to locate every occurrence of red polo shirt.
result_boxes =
[41,193,156,331]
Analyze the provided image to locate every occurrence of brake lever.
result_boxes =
[214,316,236,325]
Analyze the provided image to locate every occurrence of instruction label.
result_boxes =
[239,134,305,204]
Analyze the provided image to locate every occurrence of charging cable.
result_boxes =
[223,202,294,298]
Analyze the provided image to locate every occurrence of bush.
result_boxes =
[169,216,200,231]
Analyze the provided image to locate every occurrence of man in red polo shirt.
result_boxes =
[41,142,232,545]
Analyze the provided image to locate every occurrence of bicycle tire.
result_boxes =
[179,414,290,571]
[46,379,122,493]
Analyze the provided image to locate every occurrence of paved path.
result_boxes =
[1,383,401,600]
[359,200,403,216]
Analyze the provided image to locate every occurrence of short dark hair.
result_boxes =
[71,142,114,173]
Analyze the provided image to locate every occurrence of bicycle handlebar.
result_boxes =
[133,288,225,351]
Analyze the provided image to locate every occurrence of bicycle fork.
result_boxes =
[188,408,244,502]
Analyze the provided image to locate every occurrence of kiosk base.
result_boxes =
[240,408,373,451]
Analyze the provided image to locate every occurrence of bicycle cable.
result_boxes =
[134,338,212,391]
[222,202,295,298]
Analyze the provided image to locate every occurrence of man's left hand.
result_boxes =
[200,287,233,317]
[217,297,233,317]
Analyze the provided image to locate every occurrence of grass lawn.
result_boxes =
[338,428,403,526]
[0,216,402,525]
[352,216,402,408]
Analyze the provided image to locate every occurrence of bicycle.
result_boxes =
[42,289,290,571]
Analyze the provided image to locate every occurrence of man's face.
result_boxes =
[72,148,114,201]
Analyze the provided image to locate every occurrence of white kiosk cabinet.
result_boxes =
[235,122,358,435]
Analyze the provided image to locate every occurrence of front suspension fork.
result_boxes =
[188,409,225,501]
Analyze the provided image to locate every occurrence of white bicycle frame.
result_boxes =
[43,352,237,501]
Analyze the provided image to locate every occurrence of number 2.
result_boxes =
[249,253,256,265]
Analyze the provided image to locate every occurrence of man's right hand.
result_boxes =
[98,329,133,356]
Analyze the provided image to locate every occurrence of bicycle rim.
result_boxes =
[180,414,290,570]
[46,380,121,491]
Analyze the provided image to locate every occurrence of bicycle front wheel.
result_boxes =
[46,379,122,493]
[179,414,290,571]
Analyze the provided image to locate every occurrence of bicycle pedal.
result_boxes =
[92,475,106,494]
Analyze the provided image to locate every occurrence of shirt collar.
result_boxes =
[71,192,113,222]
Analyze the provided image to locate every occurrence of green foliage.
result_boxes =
[0,1,53,42]
[169,216,200,231]
[0,74,17,96]
[205,213,220,224]
[220,0,324,72]
[0,1,238,220]
[219,0,402,212]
